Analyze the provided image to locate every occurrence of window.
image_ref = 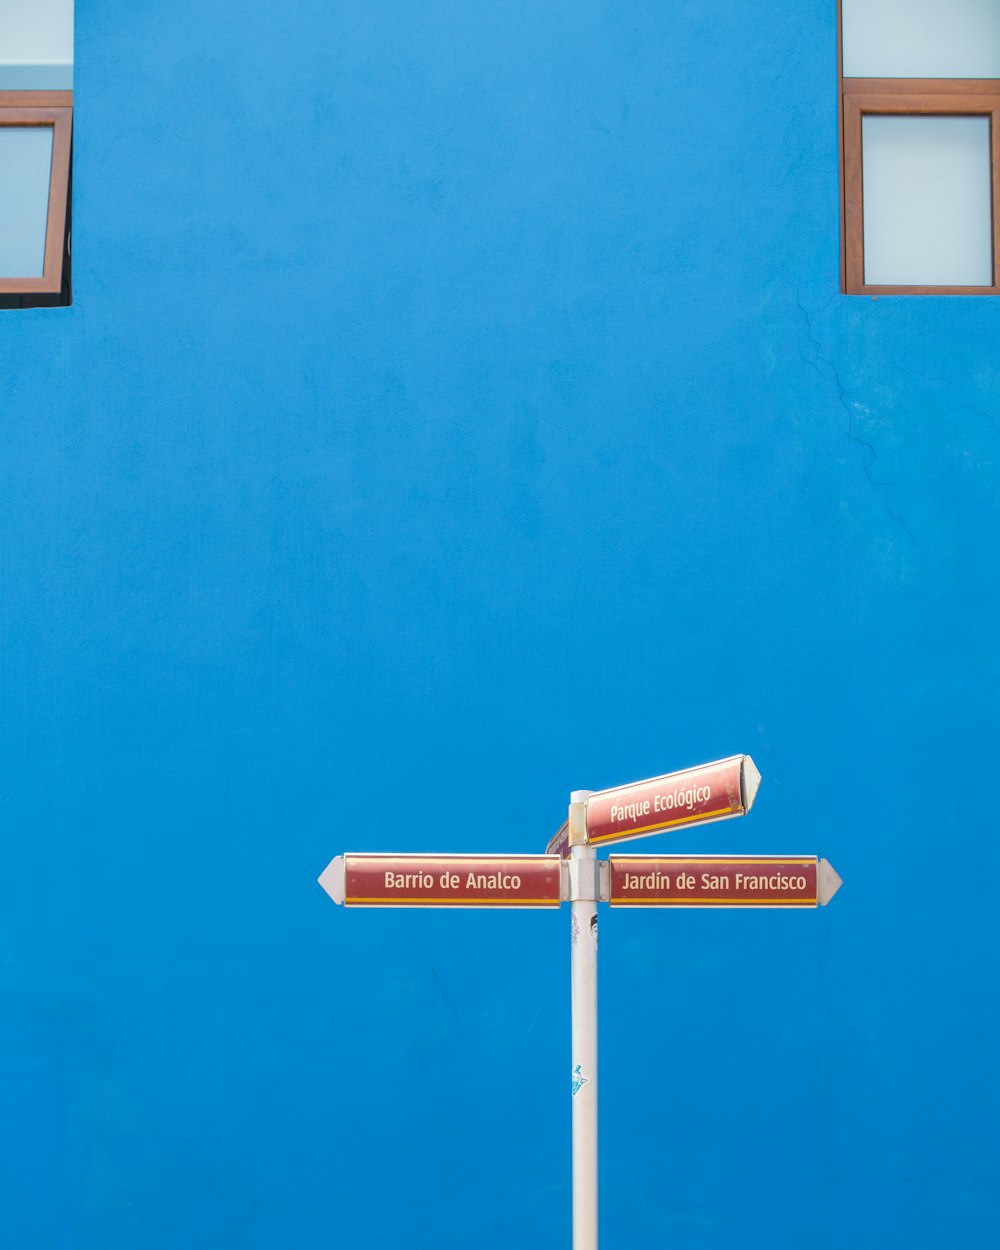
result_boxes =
[0,1,73,308]
[840,0,1000,294]
[0,92,72,304]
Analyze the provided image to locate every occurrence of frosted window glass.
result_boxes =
[0,126,53,277]
[862,116,993,286]
[843,0,1000,78]
[0,0,73,64]
[0,0,74,89]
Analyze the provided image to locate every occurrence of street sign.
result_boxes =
[546,819,569,858]
[319,853,563,908]
[583,754,760,849]
[320,754,843,1250]
[608,855,842,907]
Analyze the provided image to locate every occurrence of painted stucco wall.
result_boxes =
[2,2,998,1246]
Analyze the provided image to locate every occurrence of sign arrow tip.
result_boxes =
[742,755,762,812]
[318,855,345,905]
[817,858,843,906]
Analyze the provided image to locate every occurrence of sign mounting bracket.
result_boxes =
[565,856,605,902]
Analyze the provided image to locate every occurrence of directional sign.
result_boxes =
[608,855,842,907]
[319,854,563,908]
[583,754,760,849]
[321,756,842,1250]
[546,819,570,858]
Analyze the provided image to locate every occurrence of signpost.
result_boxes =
[318,754,842,1250]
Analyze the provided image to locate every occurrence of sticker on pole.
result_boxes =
[582,754,760,849]
[318,854,564,908]
[608,855,843,907]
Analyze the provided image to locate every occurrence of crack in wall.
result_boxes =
[927,374,1000,440]
[411,938,462,1027]
[797,294,917,545]
[960,400,1000,439]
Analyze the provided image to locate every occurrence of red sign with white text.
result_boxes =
[609,855,818,907]
[343,854,563,907]
[546,820,570,858]
[585,755,755,848]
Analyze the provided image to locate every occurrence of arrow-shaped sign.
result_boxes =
[319,853,563,908]
[318,850,843,909]
[546,754,761,855]
[608,855,842,907]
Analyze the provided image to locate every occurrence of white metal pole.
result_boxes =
[569,790,598,1250]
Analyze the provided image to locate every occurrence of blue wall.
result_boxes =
[3,2,998,1246]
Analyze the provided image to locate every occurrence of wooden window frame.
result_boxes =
[0,90,72,296]
[841,81,1000,294]
[838,2,1000,295]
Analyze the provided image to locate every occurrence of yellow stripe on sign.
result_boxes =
[614,897,817,906]
[589,805,736,841]
[351,855,555,862]
[617,857,815,866]
[345,897,558,906]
